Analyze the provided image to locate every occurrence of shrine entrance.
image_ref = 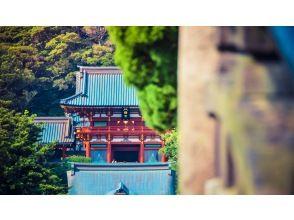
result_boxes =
[111,144,140,162]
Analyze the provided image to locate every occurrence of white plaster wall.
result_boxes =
[144,136,161,142]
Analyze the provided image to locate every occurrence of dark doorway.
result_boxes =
[111,144,140,162]
[113,151,139,162]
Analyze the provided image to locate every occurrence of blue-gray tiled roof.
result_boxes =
[67,163,176,195]
[60,66,139,107]
[34,117,74,145]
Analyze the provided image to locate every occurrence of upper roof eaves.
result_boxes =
[60,66,139,107]
[34,117,71,122]
[77,66,121,74]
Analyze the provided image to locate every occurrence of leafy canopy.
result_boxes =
[108,27,178,131]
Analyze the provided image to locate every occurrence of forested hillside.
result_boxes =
[0,26,114,115]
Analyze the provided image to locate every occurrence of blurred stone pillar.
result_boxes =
[178,26,294,194]
[178,27,219,194]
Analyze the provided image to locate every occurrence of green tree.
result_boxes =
[0,43,37,111]
[0,107,67,194]
[160,129,178,171]
[107,27,178,131]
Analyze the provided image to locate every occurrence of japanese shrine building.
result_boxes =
[34,66,174,195]
[55,66,165,163]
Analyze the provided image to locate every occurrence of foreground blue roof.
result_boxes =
[34,117,74,145]
[60,66,139,107]
[67,163,176,195]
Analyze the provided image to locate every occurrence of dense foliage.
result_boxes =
[108,27,178,132]
[0,107,67,194]
[65,155,92,163]
[160,129,178,171]
[0,26,114,115]
[0,26,114,194]
[0,26,179,194]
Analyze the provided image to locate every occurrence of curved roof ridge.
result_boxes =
[34,116,71,121]
[60,92,83,105]
[77,66,120,69]
[78,66,122,74]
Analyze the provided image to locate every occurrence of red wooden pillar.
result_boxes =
[85,141,91,158]
[139,117,144,163]
[161,154,167,162]
[107,110,111,163]
[107,141,111,163]
[161,140,167,162]
[139,141,144,163]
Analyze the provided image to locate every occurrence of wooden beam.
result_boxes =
[139,141,144,163]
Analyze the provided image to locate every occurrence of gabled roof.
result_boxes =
[60,66,139,107]
[67,163,176,195]
[34,117,74,145]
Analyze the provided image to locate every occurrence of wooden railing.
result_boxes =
[76,126,158,135]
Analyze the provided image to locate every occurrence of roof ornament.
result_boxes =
[106,181,129,195]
